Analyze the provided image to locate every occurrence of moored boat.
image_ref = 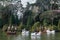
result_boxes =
[31,32,36,36]
[7,25,17,35]
[46,29,55,34]
[22,29,29,36]
[7,31,16,35]
[36,31,41,36]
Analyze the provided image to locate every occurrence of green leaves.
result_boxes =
[58,19,60,30]
[31,22,40,32]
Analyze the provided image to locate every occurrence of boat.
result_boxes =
[46,29,55,34]
[36,32,41,36]
[31,32,36,39]
[22,31,29,36]
[22,29,29,36]
[31,32,36,36]
[7,26,17,35]
[25,31,29,35]
[7,31,16,35]
[31,32,41,39]
[50,30,55,34]
[46,30,50,32]
[22,30,25,36]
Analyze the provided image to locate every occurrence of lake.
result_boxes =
[0,31,60,40]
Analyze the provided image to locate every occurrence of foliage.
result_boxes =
[2,24,8,31]
[31,22,40,32]
[23,10,34,30]
[18,23,23,31]
[0,4,18,28]
[58,19,60,30]
[40,10,60,25]
[43,19,48,26]
[0,19,3,28]
[0,0,60,31]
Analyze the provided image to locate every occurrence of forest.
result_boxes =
[0,0,60,32]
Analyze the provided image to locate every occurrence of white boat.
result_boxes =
[25,31,29,35]
[22,31,25,36]
[36,32,41,36]
[31,32,36,36]
[22,29,29,36]
[31,32,36,39]
[46,30,51,34]
[46,30,55,34]
[50,30,55,34]
[31,32,41,39]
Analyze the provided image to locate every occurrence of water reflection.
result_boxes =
[1,31,60,40]
[36,36,41,40]
[47,33,55,40]
[7,34,55,40]
[7,35,17,40]
[36,35,41,39]
[31,35,41,40]
[14,35,22,40]
[22,35,29,40]
[31,35,36,40]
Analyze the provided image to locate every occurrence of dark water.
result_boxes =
[0,31,60,40]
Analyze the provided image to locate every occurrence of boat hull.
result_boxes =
[7,31,16,35]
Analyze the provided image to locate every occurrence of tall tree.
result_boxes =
[23,10,34,30]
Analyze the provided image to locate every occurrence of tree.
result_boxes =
[23,10,34,30]
[58,19,60,30]
[40,10,60,26]
[0,19,3,28]
[31,22,40,32]
[0,4,17,27]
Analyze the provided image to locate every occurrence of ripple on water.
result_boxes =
[0,30,60,40]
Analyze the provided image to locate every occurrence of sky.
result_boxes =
[17,0,36,19]
[21,0,36,7]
